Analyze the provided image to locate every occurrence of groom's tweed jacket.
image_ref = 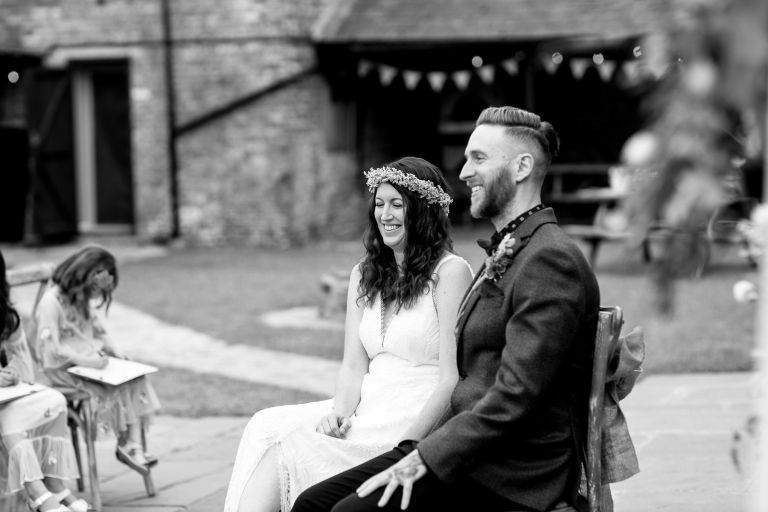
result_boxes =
[418,207,600,512]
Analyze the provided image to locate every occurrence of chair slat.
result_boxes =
[6,263,54,287]
[586,306,623,512]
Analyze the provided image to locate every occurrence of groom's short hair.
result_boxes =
[476,106,560,170]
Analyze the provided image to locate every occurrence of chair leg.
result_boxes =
[68,417,84,492]
[140,417,148,453]
[143,470,157,497]
[641,237,652,263]
[588,238,601,268]
[140,417,156,497]
[81,398,102,512]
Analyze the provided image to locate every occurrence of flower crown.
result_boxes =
[364,166,453,213]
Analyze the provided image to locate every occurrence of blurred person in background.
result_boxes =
[224,156,473,512]
[0,249,83,512]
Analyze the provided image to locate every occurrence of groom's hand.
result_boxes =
[356,448,427,510]
[316,412,351,438]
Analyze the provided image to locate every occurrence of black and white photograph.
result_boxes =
[1,0,766,511]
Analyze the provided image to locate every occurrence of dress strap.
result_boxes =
[433,253,472,275]
[431,253,473,312]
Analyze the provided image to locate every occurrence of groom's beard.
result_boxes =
[472,166,516,219]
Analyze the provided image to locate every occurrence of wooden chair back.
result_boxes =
[586,306,624,512]
[6,263,53,308]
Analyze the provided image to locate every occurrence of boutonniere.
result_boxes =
[482,233,517,282]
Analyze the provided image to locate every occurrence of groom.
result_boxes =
[292,106,600,512]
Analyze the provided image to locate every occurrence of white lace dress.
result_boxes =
[223,255,468,512]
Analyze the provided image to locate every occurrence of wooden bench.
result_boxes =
[7,263,156,511]
[546,163,613,198]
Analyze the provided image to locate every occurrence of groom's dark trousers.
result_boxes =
[291,441,535,512]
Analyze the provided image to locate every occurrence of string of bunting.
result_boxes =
[356,49,666,92]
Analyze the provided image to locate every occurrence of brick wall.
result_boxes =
[2,0,362,245]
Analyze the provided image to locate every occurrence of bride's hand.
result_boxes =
[316,412,351,438]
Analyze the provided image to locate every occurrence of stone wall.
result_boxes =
[178,74,363,246]
[1,0,363,245]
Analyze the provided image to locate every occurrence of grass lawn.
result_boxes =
[151,366,324,417]
[116,224,758,415]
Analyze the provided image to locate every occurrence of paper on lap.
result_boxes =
[68,357,158,386]
[0,382,47,405]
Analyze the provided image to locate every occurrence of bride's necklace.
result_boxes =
[381,266,403,345]
[380,295,395,346]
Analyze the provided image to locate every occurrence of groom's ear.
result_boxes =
[514,153,535,183]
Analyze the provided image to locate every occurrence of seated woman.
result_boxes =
[224,156,473,512]
[0,250,83,512]
[33,246,161,474]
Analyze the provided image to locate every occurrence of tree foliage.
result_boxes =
[623,0,768,312]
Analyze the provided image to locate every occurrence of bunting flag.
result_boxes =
[597,60,616,82]
[569,58,590,80]
[541,56,560,75]
[427,71,448,92]
[622,60,642,82]
[647,62,669,80]
[452,70,471,90]
[501,58,519,76]
[354,52,662,91]
[357,60,373,77]
[477,65,495,84]
[403,70,422,90]
[379,65,398,86]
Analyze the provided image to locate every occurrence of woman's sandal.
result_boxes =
[144,451,159,467]
[115,442,150,475]
[52,488,94,512]
[28,491,69,512]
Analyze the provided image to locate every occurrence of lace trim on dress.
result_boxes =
[2,435,79,493]
[223,427,282,512]
[277,440,293,512]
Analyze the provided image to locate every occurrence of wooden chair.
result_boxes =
[7,262,157,511]
[585,306,624,512]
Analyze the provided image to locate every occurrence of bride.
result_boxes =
[224,156,473,512]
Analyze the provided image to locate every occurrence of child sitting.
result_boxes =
[34,246,161,473]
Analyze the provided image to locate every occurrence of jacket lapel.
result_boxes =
[455,208,559,342]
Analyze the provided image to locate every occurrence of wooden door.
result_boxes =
[26,69,78,241]
[91,63,134,226]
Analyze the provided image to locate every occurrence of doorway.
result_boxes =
[71,61,135,234]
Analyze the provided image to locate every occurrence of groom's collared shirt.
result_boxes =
[476,203,546,255]
[457,203,547,329]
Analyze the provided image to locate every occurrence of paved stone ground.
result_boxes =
[612,372,752,512]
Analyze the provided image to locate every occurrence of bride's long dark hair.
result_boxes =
[358,156,454,309]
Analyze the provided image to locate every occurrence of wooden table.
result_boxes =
[549,187,636,267]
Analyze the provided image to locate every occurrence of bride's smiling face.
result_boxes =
[374,183,407,253]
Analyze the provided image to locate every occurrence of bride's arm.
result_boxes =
[399,257,473,442]
[317,263,369,437]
